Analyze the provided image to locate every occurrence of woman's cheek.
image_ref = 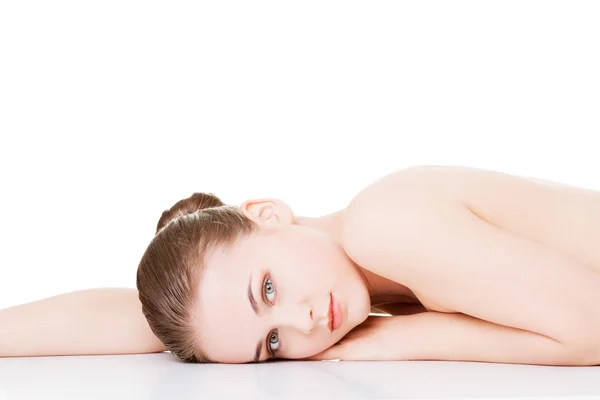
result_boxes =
[285,336,333,359]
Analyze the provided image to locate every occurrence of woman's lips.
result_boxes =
[328,292,343,332]
[328,293,333,332]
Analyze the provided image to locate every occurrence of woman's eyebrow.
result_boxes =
[247,274,260,315]
[248,273,263,362]
[254,340,263,362]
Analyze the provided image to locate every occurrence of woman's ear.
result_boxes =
[239,198,294,228]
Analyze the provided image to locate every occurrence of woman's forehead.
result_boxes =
[196,248,262,363]
[204,234,262,273]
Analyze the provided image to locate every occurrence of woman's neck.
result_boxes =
[294,209,345,244]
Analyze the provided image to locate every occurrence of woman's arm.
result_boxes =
[0,288,167,357]
[306,311,599,365]
[399,312,600,365]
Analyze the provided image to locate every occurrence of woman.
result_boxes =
[2,165,600,365]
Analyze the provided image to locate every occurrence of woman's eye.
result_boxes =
[264,278,275,302]
[269,329,280,351]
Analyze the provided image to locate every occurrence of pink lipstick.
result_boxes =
[329,292,343,331]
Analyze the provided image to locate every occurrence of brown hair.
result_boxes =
[136,192,258,362]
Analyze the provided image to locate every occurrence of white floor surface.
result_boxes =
[1,352,600,400]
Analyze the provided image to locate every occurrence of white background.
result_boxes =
[0,1,599,309]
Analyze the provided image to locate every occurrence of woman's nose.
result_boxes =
[276,302,315,334]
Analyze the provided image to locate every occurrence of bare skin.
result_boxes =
[330,165,600,364]
[303,164,600,313]
[346,165,600,308]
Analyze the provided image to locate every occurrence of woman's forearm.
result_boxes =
[391,312,598,366]
[0,288,167,357]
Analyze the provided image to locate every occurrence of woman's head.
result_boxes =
[136,192,371,363]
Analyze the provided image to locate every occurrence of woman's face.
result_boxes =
[194,199,371,363]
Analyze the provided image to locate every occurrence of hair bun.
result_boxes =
[156,192,225,234]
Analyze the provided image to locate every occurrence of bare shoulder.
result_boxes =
[340,165,463,249]
[343,164,600,273]
[338,163,565,268]
[343,165,484,214]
